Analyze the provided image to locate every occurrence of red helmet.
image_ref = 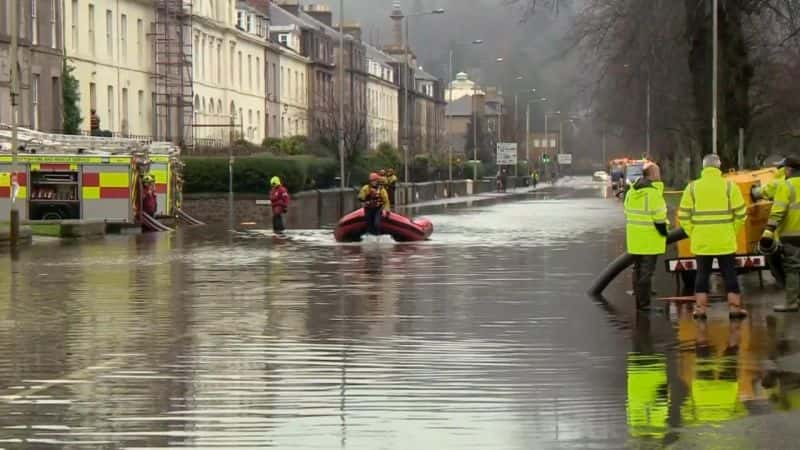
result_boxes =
[369,172,380,182]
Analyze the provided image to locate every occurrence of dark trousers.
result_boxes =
[782,243,800,305]
[365,207,382,235]
[695,254,740,294]
[633,255,658,309]
[272,213,285,232]
[388,187,396,209]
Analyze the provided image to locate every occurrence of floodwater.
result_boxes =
[1,177,799,449]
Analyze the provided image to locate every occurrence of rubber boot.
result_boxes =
[693,293,709,320]
[728,292,748,320]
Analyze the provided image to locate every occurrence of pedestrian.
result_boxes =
[761,157,800,312]
[385,168,398,208]
[624,163,669,311]
[532,171,539,189]
[270,176,290,233]
[141,174,158,217]
[90,109,100,136]
[678,154,748,320]
[359,172,389,236]
[500,168,508,192]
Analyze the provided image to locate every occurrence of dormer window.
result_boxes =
[236,10,244,30]
[246,14,253,32]
[278,34,288,45]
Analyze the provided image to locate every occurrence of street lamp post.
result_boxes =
[402,8,445,184]
[338,0,345,188]
[524,96,546,169]
[9,0,20,242]
[544,111,561,181]
[712,0,718,155]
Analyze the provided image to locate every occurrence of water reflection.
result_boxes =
[0,180,799,449]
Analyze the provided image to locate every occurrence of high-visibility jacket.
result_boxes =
[359,184,389,210]
[678,167,747,255]
[624,180,668,255]
[768,175,800,241]
[762,167,786,200]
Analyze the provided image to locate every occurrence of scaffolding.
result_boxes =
[152,0,194,149]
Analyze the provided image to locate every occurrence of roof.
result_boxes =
[366,44,396,65]
[414,67,438,82]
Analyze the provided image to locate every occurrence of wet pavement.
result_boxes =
[1,177,799,449]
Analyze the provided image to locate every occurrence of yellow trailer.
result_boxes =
[665,168,779,290]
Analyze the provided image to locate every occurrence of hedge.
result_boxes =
[184,155,338,194]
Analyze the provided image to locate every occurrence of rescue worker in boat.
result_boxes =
[761,157,800,312]
[624,162,668,311]
[359,172,390,236]
[678,154,748,320]
[270,176,290,233]
[385,168,398,208]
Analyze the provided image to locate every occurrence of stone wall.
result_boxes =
[182,177,527,227]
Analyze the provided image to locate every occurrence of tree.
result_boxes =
[514,0,800,171]
[313,100,369,185]
[62,62,82,135]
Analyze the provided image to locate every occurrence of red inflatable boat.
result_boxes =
[334,209,433,242]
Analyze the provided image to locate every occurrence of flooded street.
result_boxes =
[1,178,800,449]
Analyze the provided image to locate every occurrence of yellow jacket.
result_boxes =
[624,180,668,255]
[762,167,786,200]
[768,176,800,240]
[678,167,747,255]
[359,184,389,210]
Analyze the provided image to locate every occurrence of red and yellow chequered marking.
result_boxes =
[151,169,168,194]
[0,172,28,199]
[82,171,130,200]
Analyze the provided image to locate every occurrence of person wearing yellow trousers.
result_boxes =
[624,163,669,311]
[678,154,748,320]
[761,157,800,312]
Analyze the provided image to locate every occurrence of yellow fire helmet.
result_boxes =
[270,176,281,187]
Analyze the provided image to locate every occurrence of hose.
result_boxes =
[588,228,689,296]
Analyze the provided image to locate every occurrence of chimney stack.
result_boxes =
[303,4,332,26]
[390,1,403,49]
[342,24,362,41]
[275,0,300,16]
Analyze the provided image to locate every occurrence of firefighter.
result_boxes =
[270,176,290,233]
[624,162,668,311]
[141,174,158,217]
[385,168,398,208]
[678,154,748,320]
[761,157,800,312]
[359,172,389,236]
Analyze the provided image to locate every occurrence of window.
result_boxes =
[32,75,39,129]
[255,57,260,91]
[121,88,129,133]
[136,19,143,62]
[120,14,127,62]
[217,43,222,84]
[271,63,277,98]
[247,54,252,90]
[50,0,56,48]
[32,0,38,45]
[236,10,243,29]
[71,0,78,50]
[281,66,286,99]
[137,90,144,131]
[200,35,205,80]
[229,42,235,85]
[300,72,305,103]
[88,4,95,55]
[294,71,299,102]
[107,85,114,131]
[89,82,96,110]
[194,35,200,79]
[106,9,112,57]
[238,51,242,88]
[246,13,252,33]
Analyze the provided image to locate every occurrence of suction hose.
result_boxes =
[588,228,689,296]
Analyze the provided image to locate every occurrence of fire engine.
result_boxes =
[0,125,202,230]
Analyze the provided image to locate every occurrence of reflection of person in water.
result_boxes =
[680,320,747,425]
[627,315,670,439]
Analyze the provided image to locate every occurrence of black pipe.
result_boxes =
[588,228,689,296]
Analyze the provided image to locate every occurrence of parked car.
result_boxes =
[593,171,610,182]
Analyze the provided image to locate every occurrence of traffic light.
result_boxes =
[541,154,550,163]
